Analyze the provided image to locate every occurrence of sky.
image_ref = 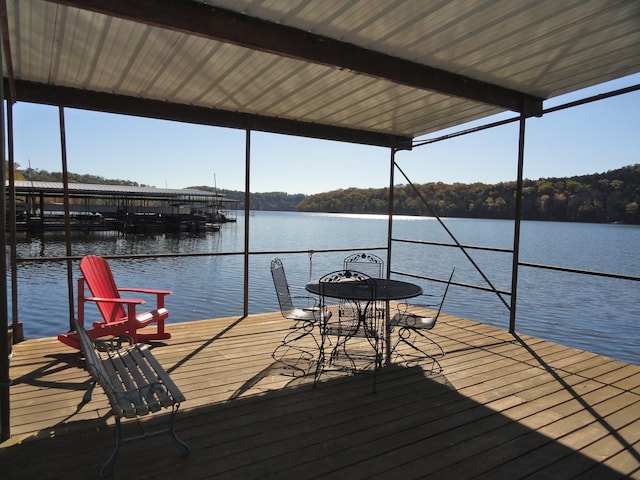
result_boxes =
[10,73,640,195]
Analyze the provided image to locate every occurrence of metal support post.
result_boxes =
[243,129,251,317]
[59,107,75,331]
[385,148,396,364]
[509,113,527,333]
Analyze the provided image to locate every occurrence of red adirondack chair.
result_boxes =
[58,255,172,349]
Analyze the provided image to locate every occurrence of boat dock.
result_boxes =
[2,310,638,479]
[9,181,237,234]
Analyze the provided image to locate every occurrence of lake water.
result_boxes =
[9,211,639,365]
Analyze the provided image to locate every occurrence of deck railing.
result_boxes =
[11,241,638,345]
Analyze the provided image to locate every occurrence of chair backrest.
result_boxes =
[343,252,384,278]
[434,268,455,317]
[318,269,375,303]
[319,269,371,284]
[80,255,126,323]
[270,257,295,314]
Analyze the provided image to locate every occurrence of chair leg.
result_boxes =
[321,315,360,375]
[314,326,328,388]
[314,317,352,387]
[279,320,318,348]
[272,321,318,376]
[391,327,444,374]
[272,345,311,376]
[361,318,382,393]
[413,329,445,358]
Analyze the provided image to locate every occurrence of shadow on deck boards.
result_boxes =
[1,357,629,480]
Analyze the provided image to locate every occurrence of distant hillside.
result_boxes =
[189,188,305,211]
[200,165,640,224]
[15,164,640,224]
[15,167,150,187]
[296,164,640,225]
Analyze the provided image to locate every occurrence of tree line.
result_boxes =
[197,189,306,212]
[12,166,149,187]
[296,164,640,224]
[15,164,640,224]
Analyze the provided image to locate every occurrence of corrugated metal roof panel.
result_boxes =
[4,0,640,145]
[11,181,219,197]
[220,0,640,98]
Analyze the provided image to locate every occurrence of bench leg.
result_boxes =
[76,380,97,412]
[98,405,188,477]
[169,404,190,456]
[100,416,123,478]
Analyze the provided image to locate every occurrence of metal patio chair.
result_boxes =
[271,257,330,375]
[389,268,455,374]
[343,252,386,319]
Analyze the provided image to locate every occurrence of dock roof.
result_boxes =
[11,181,222,198]
[3,1,639,149]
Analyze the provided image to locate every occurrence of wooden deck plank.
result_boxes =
[1,311,638,479]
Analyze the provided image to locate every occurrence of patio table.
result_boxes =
[306,277,422,380]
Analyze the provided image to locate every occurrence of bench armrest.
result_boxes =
[105,380,174,416]
[93,335,135,352]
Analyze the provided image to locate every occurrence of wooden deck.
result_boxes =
[1,310,639,479]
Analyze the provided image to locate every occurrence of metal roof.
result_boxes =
[11,180,222,198]
[2,0,639,149]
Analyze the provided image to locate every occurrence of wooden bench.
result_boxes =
[73,317,189,477]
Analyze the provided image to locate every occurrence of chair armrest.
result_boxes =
[117,287,172,295]
[85,297,145,329]
[291,294,316,300]
[291,294,319,309]
[396,294,440,314]
[117,288,171,309]
[85,296,145,305]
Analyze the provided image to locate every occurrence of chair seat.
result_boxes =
[391,313,437,329]
[284,307,330,322]
[92,307,169,329]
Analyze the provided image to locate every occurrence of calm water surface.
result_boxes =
[9,211,639,365]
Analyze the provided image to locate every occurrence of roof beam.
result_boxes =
[51,0,543,116]
[10,80,413,150]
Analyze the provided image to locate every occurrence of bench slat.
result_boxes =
[109,352,151,417]
[119,348,166,414]
[73,318,184,418]
[134,345,185,404]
